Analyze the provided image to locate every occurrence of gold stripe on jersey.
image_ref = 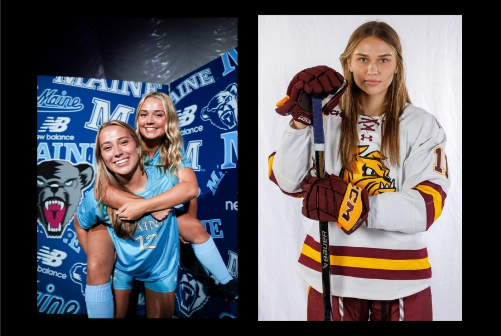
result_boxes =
[414,184,442,221]
[268,154,275,178]
[301,243,430,271]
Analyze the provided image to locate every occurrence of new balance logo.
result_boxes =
[38,117,71,133]
[37,247,68,267]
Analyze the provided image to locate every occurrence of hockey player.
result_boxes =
[268,21,450,321]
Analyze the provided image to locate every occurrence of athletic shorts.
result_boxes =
[307,286,432,321]
[112,268,178,293]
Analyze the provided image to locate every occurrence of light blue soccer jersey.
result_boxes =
[76,162,188,282]
[145,145,192,177]
[145,146,193,211]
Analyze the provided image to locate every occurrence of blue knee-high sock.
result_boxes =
[192,236,233,284]
[85,280,114,318]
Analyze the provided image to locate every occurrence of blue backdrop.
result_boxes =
[37,47,238,318]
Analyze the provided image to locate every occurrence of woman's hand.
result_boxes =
[116,200,149,220]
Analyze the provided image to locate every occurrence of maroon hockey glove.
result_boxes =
[276,65,347,126]
[300,173,370,235]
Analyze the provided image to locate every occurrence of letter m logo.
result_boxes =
[84,98,135,131]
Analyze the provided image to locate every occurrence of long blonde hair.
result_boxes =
[339,20,411,172]
[94,120,148,239]
[134,91,184,177]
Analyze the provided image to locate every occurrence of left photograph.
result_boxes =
[37,17,238,319]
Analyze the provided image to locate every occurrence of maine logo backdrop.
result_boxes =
[171,47,238,318]
[37,47,238,318]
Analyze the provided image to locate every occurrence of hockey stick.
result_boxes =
[311,96,332,321]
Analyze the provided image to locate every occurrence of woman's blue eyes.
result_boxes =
[359,58,388,63]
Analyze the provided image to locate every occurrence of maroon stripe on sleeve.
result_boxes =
[412,187,435,230]
[419,180,448,209]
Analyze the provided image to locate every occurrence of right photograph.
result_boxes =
[258,15,462,321]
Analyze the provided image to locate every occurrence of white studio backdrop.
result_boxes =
[258,15,462,321]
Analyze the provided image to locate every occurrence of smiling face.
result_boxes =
[137,97,167,142]
[98,125,140,178]
[348,36,397,99]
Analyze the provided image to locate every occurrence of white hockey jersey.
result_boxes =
[268,103,450,300]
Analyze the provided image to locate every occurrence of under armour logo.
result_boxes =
[361,134,373,141]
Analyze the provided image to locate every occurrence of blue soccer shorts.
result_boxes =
[112,268,177,293]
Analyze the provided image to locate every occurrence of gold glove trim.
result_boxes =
[336,183,363,231]
[276,95,289,107]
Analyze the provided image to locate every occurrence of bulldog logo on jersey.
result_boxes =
[37,159,95,239]
[340,146,396,196]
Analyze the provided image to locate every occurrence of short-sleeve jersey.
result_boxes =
[146,145,191,171]
[146,145,193,210]
[269,103,450,300]
[77,162,188,282]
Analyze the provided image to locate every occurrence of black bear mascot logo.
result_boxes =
[200,83,238,130]
[37,160,95,239]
